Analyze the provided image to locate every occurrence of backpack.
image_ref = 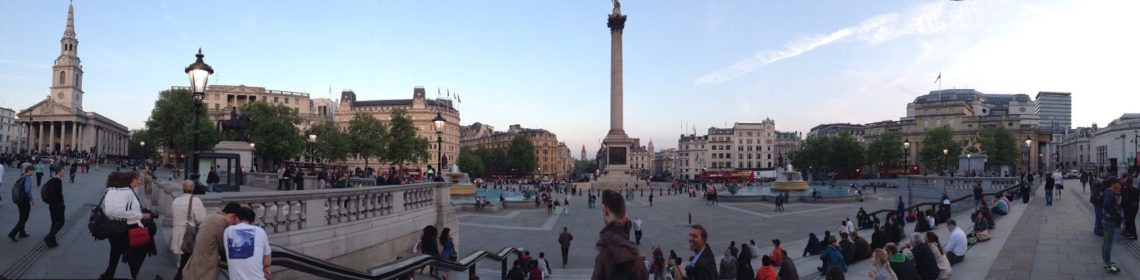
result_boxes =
[10,176,27,202]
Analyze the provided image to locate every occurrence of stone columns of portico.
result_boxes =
[37,122,44,152]
[72,121,78,152]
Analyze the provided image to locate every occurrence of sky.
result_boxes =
[2,0,1139,157]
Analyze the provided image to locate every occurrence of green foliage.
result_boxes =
[347,113,388,168]
[918,126,957,172]
[243,102,304,165]
[574,160,598,175]
[867,132,903,167]
[310,120,351,164]
[457,146,486,177]
[128,129,157,159]
[507,135,537,175]
[174,117,221,154]
[981,125,1019,165]
[476,148,508,175]
[789,133,865,179]
[143,89,195,151]
[386,109,430,168]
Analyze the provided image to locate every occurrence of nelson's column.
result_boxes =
[596,0,640,189]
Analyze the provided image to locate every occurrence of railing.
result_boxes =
[868,182,1024,218]
[222,245,523,280]
[197,182,437,234]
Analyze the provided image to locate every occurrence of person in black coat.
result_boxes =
[686,225,719,280]
[803,233,822,257]
[293,169,305,190]
[870,224,887,250]
[907,234,941,280]
[41,166,65,247]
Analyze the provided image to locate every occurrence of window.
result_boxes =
[59,71,65,84]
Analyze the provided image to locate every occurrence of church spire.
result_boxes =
[64,0,75,38]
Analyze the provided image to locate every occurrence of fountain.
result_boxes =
[773,164,809,191]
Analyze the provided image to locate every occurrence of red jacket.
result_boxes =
[755,265,777,280]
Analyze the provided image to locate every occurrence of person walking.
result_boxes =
[35,160,45,186]
[277,166,287,190]
[1120,175,1138,240]
[1044,172,1055,206]
[41,166,65,248]
[69,160,78,183]
[558,227,573,268]
[8,166,35,242]
[1101,178,1122,273]
[634,216,644,246]
[294,169,305,191]
[1081,171,1090,192]
[99,171,151,280]
[1092,178,1106,236]
[171,180,207,280]
[224,207,273,280]
[592,190,648,279]
[206,165,220,193]
[181,202,243,280]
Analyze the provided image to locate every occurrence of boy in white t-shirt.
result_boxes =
[224,207,272,279]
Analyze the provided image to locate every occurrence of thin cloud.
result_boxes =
[0,59,50,69]
[695,1,976,85]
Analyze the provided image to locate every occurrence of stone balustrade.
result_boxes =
[900,175,1020,204]
[152,179,457,279]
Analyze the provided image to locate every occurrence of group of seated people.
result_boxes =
[856,208,880,230]
[811,230,875,275]
[472,196,492,209]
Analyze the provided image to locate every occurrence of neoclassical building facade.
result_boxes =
[334,87,460,172]
[16,2,129,156]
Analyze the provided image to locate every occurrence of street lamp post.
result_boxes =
[139,141,146,161]
[308,133,317,167]
[433,112,446,182]
[1024,136,1032,175]
[943,148,949,174]
[184,49,214,181]
[903,138,911,175]
[967,153,972,176]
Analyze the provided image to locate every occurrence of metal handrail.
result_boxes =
[867,183,1023,218]
[235,244,522,280]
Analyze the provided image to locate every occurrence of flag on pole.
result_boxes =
[457,93,461,103]
[447,88,451,98]
[934,72,941,84]
[437,88,441,98]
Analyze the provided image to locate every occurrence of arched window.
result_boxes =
[59,71,65,85]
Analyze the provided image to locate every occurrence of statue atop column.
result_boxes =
[612,0,621,14]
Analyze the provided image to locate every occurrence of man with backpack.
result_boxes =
[41,166,65,248]
[1101,178,1123,273]
[8,166,35,242]
[592,190,647,279]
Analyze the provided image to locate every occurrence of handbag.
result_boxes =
[180,196,199,253]
[128,226,151,248]
[88,191,128,240]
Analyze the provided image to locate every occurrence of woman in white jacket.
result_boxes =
[100,171,151,280]
[171,180,206,280]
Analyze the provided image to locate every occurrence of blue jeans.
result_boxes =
[1045,189,1053,205]
[209,182,219,192]
[1102,219,1117,265]
[1095,206,1103,234]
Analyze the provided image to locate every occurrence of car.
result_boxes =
[1064,170,1080,179]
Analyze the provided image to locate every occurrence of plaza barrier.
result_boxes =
[220,245,523,280]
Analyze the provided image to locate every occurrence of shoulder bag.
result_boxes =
[88,190,129,240]
[126,189,152,248]
[180,195,199,253]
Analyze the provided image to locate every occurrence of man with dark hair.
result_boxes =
[591,190,647,279]
[687,224,718,280]
[41,166,65,248]
[7,166,35,242]
[181,202,245,280]
[224,207,272,280]
[558,227,573,268]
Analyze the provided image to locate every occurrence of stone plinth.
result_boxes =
[212,141,254,171]
[959,153,988,174]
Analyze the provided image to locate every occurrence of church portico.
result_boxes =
[15,1,130,157]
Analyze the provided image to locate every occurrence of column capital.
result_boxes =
[607,14,626,31]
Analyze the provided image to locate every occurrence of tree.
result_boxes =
[347,113,388,168]
[128,129,157,159]
[828,133,866,177]
[789,134,864,179]
[173,117,221,154]
[243,102,304,166]
[477,148,508,176]
[866,132,903,168]
[574,160,598,175]
[457,146,486,178]
[918,125,957,172]
[981,125,1019,166]
[507,134,537,176]
[310,120,351,164]
[386,109,431,169]
[143,89,195,152]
